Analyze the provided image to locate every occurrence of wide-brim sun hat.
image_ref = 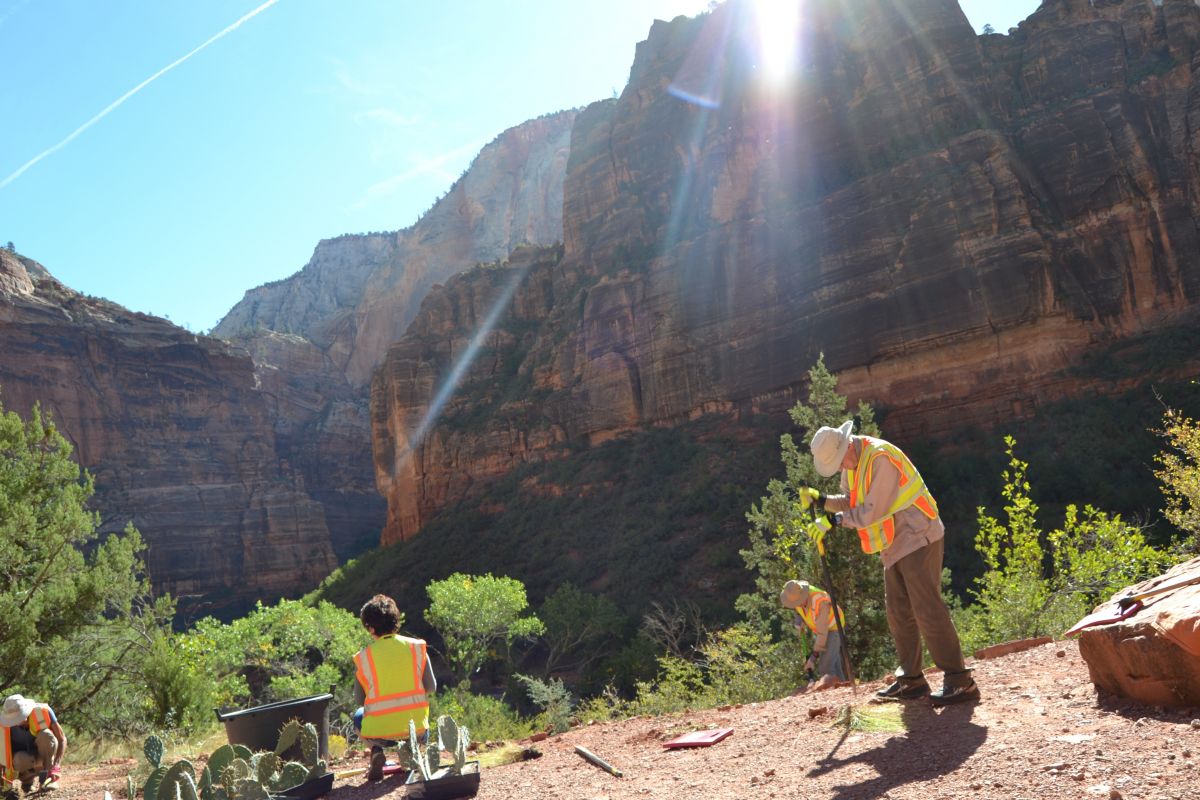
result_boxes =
[779,580,811,609]
[810,420,854,478]
[0,694,35,727]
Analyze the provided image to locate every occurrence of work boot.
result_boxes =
[875,677,930,700]
[367,746,386,781]
[930,677,979,706]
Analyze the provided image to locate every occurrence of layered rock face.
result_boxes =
[373,0,1200,543]
[214,112,576,556]
[1078,557,1200,707]
[0,250,337,616]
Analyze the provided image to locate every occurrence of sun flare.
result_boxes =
[752,0,800,83]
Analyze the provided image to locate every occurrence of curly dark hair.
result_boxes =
[359,594,401,635]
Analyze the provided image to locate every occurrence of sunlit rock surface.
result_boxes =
[372,0,1200,544]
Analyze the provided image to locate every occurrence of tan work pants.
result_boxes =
[884,537,969,686]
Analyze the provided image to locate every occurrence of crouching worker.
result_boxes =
[352,594,436,781]
[1,694,66,795]
[780,580,846,692]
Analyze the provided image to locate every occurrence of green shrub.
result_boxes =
[181,599,368,714]
[957,436,1177,652]
[514,674,573,734]
[429,687,533,743]
[1156,407,1200,553]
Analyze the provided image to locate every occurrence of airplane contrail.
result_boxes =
[0,0,283,191]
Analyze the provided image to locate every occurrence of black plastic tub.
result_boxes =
[214,693,332,759]
[403,762,480,800]
[277,772,334,800]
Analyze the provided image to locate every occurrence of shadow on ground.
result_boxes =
[807,700,986,800]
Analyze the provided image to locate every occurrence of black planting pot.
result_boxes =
[403,761,481,800]
[214,693,332,760]
[277,772,334,800]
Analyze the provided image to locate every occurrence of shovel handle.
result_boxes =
[1116,573,1200,609]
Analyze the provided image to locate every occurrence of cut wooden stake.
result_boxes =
[574,746,622,777]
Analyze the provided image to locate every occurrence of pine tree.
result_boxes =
[737,356,893,679]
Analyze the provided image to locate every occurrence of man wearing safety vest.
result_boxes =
[801,420,978,705]
[1,694,66,795]
[352,594,437,781]
[779,580,846,687]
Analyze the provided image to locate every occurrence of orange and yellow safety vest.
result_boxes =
[794,588,845,633]
[848,436,938,554]
[354,634,430,739]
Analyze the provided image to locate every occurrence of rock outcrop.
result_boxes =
[0,250,337,616]
[1077,556,1200,707]
[372,0,1200,544]
[214,112,576,557]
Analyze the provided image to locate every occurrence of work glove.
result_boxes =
[798,486,821,510]
[809,513,832,552]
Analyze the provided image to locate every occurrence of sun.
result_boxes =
[752,0,801,83]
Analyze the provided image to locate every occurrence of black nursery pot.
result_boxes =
[214,692,332,760]
[277,772,335,800]
[403,761,481,800]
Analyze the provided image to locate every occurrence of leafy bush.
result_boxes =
[429,687,533,743]
[181,599,368,716]
[1156,407,1200,552]
[425,573,544,686]
[956,437,1177,652]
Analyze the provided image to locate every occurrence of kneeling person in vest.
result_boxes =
[352,594,437,780]
[1,694,66,795]
[801,421,978,706]
[779,580,846,687]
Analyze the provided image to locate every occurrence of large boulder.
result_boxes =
[1077,557,1200,707]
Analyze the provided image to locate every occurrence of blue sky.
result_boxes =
[0,1,1039,333]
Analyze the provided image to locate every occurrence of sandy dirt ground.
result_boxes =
[47,639,1200,800]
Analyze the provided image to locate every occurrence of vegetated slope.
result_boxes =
[53,640,1200,800]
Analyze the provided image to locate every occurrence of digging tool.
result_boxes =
[1064,573,1200,637]
[808,507,858,693]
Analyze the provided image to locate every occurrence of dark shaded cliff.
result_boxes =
[372,0,1200,554]
[0,250,337,618]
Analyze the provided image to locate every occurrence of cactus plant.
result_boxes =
[274,761,308,791]
[127,775,136,800]
[144,736,165,769]
[176,772,199,800]
[143,766,168,800]
[206,746,235,783]
[274,720,300,757]
[230,746,253,763]
[298,723,318,768]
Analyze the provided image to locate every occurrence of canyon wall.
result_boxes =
[373,0,1200,544]
[0,250,337,617]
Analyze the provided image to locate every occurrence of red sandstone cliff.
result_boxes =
[372,0,1200,545]
[0,250,337,616]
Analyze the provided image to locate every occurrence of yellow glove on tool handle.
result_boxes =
[809,513,832,555]
[798,487,821,510]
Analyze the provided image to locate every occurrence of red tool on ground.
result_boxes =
[1064,574,1200,637]
[662,728,734,749]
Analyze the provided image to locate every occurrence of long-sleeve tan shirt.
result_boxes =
[821,438,944,569]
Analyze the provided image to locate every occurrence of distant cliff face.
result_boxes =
[0,250,337,616]
[372,0,1200,544]
[214,112,577,387]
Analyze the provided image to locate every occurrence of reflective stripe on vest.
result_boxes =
[848,437,938,554]
[795,590,844,632]
[28,706,52,734]
[354,635,429,738]
[1,727,14,786]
